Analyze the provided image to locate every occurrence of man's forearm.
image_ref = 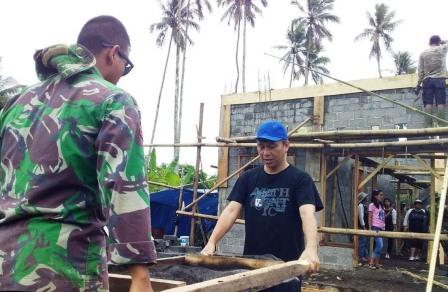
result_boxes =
[208,202,241,245]
[302,213,318,251]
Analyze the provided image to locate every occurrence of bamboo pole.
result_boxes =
[145,138,448,149]
[426,159,448,292]
[264,53,448,125]
[320,151,327,243]
[181,118,312,211]
[176,210,245,225]
[402,270,448,290]
[326,155,351,179]
[319,227,448,241]
[357,155,395,191]
[413,154,442,180]
[148,178,215,190]
[217,127,448,143]
[353,155,360,266]
[428,159,437,264]
[190,103,204,245]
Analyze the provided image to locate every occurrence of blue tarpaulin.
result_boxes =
[149,188,218,237]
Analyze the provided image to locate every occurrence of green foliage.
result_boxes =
[393,51,416,75]
[147,149,217,192]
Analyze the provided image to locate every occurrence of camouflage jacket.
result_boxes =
[418,43,448,85]
[0,45,156,291]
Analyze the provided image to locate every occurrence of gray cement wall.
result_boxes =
[218,86,434,268]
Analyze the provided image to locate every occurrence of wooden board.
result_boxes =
[184,253,282,270]
[217,104,230,187]
[164,260,308,292]
[313,96,325,126]
[109,274,186,292]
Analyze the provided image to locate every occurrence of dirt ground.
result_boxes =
[303,256,448,292]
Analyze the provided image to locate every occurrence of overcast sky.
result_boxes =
[1,0,448,173]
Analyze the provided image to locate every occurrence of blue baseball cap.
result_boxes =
[256,120,288,142]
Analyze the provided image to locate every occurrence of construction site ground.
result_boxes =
[304,256,448,292]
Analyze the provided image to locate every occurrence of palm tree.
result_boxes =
[354,3,401,78]
[292,0,339,85]
[275,23,307,87]
[150,0,199,160]
[307,43,330,84]
[393,51,416,75]
[218,0,267,93]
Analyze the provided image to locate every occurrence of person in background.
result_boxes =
[368,189,385,269]
[383,198,397,259]
[403,199,428,261]
[358,192,370,264]
[416,35,448,127]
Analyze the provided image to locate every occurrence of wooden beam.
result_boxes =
[164,260,308,292]
[217,104,231,187]
[313,96,325,125]
[184,254,281,270]
[353,155,360,267]
[108,274,186,292]
[318,227,448,241]
[413,155,441,180]
[426,159,448,292]
[357,155,394,191]
[320,151,327,243]
[326,155,351,180]
[155,256,186,266]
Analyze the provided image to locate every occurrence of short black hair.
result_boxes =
[430,35,441,45]
[77,15,130,55]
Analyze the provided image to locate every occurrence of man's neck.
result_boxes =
[264,161,289,174]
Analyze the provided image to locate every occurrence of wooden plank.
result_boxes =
[217,104,231,187]
[313,96,325,126]
[357,155,394,191]
[108,274,186,292]
[319,151,327,243]
[184,254,282,270]
[413,154,441,180]
[326,155,351,179]
[164,260,308,292]
[426,159,448,292]
[155,255,186,266]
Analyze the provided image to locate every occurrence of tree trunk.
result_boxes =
[242,15,247,93]
[234,18,241,93]
[174,43,181,160]
[377,54,382,78]
[150,34,173,146]
[178,0,191,158]
[289,53,295,88]
[304,31,312,86]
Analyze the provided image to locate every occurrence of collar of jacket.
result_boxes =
[34,44,97,81]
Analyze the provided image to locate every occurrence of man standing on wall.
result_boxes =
[0,16,156,291]
[416,35,448,127]
[201,120,323,292]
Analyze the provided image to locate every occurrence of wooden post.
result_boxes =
[189,103,204,245]
[329,157,338,242]
[426,160,448,292]
[353,155,360,267]
[217,104,231,187]
[395,180,401,256]
[320,151,327,243]
[427,159,436,264]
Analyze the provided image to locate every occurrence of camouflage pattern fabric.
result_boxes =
[418,43,448,85]
[0,44,156,291]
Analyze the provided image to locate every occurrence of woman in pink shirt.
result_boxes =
[368,189,385,269]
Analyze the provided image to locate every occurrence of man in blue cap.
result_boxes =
[202,120,323,291]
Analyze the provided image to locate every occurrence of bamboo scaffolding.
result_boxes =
[326,155,351,179]
[264,53,448,124]
[190,103,204,245]
[413,154,442,180]
[357,155,394,190]
[426,159,448,292]
[181,118,312,212]
[145,138,448,149]
[319,227,448,241]
[216,127,448,143]
[176,210,245,224]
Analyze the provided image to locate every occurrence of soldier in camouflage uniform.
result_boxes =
[416,35,448,126]
[0,16,156,291]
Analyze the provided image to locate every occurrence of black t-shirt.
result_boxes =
[228,165,323,262]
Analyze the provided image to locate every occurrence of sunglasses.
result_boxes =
[102,43,134,76]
